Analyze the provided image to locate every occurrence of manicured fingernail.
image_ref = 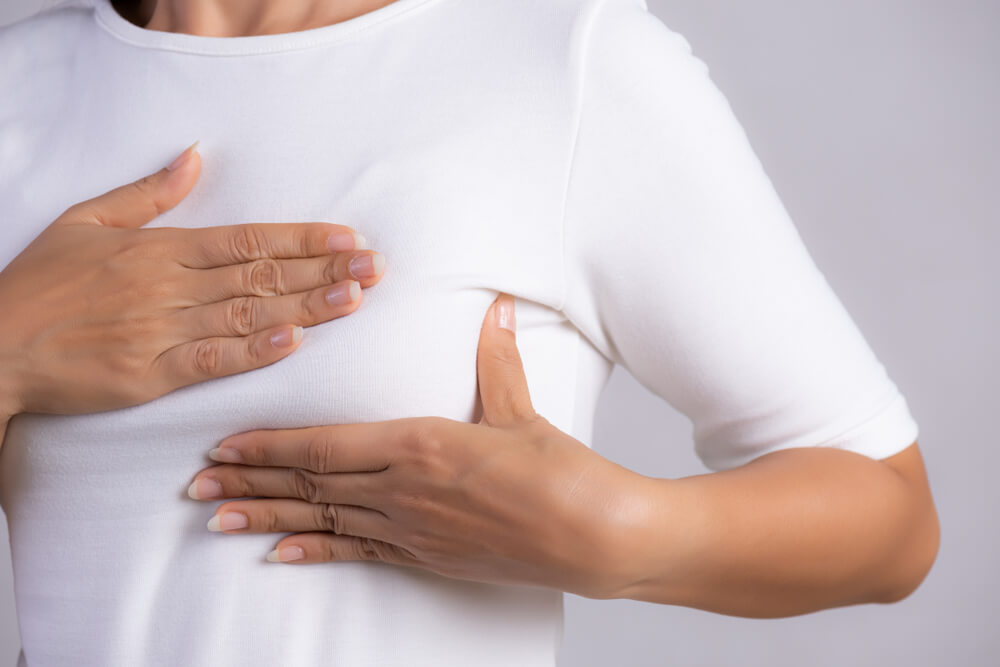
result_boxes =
[207,512,248,532]
[266,546,305,563]
[325,281,360,306]
[187,478,223,500]
[167,140,199,171]
[270,325,303,348]
[496,296,515,332]
[349,252,384,279]
[208,447,242,463]
[326,231,359,252]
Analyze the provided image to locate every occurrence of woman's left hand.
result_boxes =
[187,293,654,599]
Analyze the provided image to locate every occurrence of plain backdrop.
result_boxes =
[1,1,996,665]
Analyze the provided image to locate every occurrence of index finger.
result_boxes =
[208,420,406,473]
[170,222,367,269]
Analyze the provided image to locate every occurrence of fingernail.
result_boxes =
[326,231,363,253]
[325,281,359,306]
[266,546,305,563]
[207,512,248,532]
[496,296,515,332]
[270,325,303,348]
[167,140,200,171]
[187,477,223,500]
[349,252,384,279]
[208,447,242,463]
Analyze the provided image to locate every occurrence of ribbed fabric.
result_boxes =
[0,0,918,664]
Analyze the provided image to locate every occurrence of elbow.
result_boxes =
[875,496,941,604]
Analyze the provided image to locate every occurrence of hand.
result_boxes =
[0,143,386,423]
[188,293,654,599]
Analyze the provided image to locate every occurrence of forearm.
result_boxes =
[613,445,939,618]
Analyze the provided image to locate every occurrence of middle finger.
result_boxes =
[187,464,385,510]
[186,250,386,305]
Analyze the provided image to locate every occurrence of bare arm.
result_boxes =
[181,302,939,620]
[617,441,940,617]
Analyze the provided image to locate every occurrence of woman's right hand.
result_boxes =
[0,143,384,430]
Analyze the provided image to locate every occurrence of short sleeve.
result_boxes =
[557,0,919,471]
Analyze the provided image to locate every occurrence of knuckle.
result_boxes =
[220,472,252,499]
[356,537,381,561]
[192,339,223,376]
[226,296,260,336]
[305,434,334,473]
[243,440,272,466]
[321,256,340,284]
[233,225,267,261]
[299,289,325,322]
[245,258,283,296]
[130,174,155,197]
[291,468,323,504]
[320,537,340,562]
[128,177,164,217]
[259,505,281,533]
[59,201,88,222]
[244,332,267,366]
[319,504,344,534]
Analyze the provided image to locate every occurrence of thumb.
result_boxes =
[476,292,536,427]
[64,141,201,228]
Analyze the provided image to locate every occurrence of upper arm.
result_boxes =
[558,0,920,471]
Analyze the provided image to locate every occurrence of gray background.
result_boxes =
[1,0,996,664]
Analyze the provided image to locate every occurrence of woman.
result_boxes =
[0,0,939,665]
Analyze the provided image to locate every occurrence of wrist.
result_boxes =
[600,473,712,605]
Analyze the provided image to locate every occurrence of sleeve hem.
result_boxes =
[819,391,920,460]
[700,391,920,472]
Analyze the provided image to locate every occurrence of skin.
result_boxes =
[8,0,940,621]
[124,0,401,36]
[169,0,939,616]
[0,143,386,446]
[190,294,940,617]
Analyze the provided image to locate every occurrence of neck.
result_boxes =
[127,0,397,37]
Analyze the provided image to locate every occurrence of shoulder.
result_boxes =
[471,0,705,110]
[0,1,93,78]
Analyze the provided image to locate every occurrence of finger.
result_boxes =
[187,464,382,509]
[165,279,362,342]
[208,422,402,474]
[153,323,304,390]
[266,532,419,567]
[206,498,395,541]
[186,250,385,304]
[57,142,201,229]
[170,222,367,269]
[476,293,535,427]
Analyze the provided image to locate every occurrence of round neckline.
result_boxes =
[93,0,438,56]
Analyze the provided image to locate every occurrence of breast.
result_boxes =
[0,258,581,665]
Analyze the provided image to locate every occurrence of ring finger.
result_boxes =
[167,279,362,342]
[206,498,396,542]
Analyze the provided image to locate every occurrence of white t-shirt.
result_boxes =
[0,0,920,664]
